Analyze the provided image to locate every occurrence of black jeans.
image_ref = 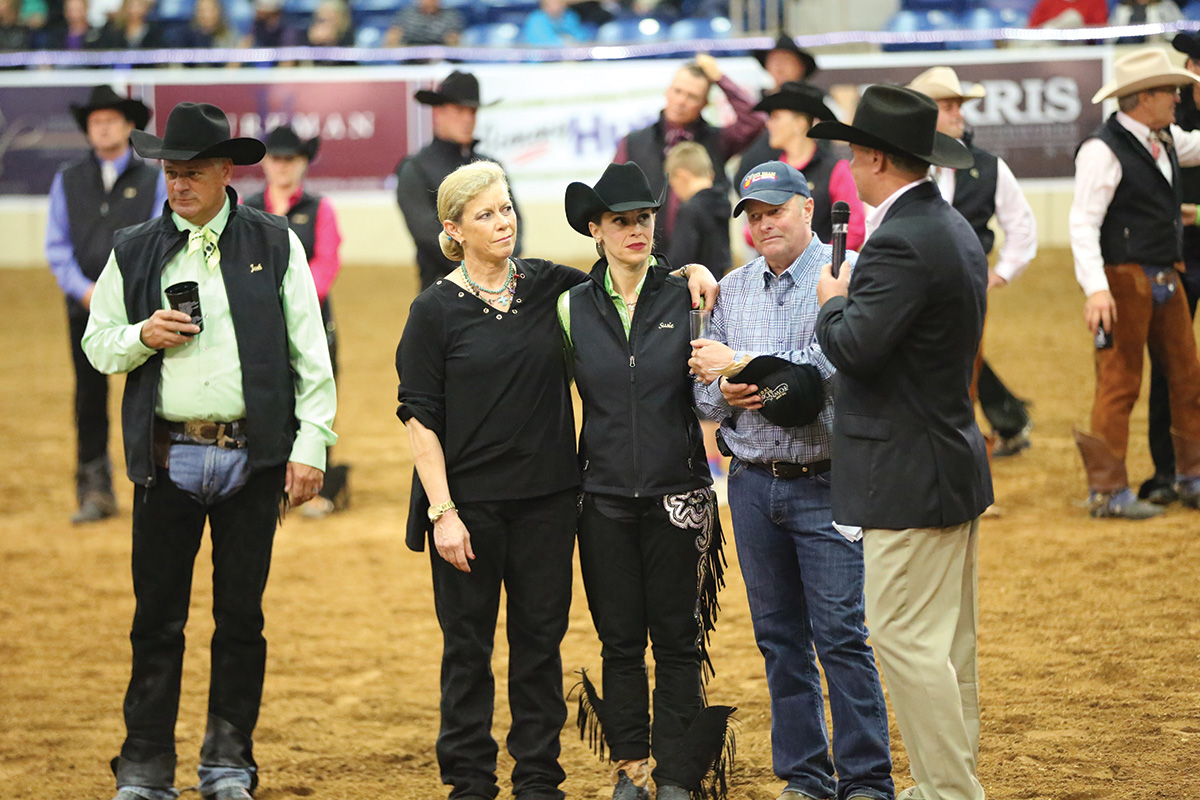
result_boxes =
[114,463,285,790]
[1148,260,1200,476]
[576,492,711,789]
[430,489,576,800]
[68,308,109,466]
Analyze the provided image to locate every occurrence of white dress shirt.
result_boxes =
[933,154,1038,283]
[864,177,930,241]
[1070,111,1200,297]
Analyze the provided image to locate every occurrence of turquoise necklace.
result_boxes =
[461,260,517,308]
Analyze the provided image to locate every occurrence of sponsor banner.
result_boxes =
[813,55,1105,179]
[0,85,102,195]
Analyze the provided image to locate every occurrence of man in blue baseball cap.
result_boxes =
[689,161,894,800]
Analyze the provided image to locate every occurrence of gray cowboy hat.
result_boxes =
[130,102,266,165]
[70,85,152,132]
[808,84,973,170]
[564,162,665,237]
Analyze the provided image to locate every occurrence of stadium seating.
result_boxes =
[458,21,521,46]
[354,25,385,47]
[153,0,194,22]
[595,17,666,44]
[666,16,733,40]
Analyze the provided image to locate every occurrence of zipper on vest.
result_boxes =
[629,337,640,497]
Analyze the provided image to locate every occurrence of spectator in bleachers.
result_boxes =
[94,0,166,47]
[1110,0,1183,43]
[615,53,763,254]
[38,0,100,48]
[384,0,461,46]
[304,0,353,46]
[734,33,820,192]
[176,0,238,48]
[0,0,32,50]
[1027,0,1108,29]
[239,0,300,49]
[20,0,46,31]
[520,0,591,46]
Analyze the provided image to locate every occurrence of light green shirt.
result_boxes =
[82,196,337,471]
[557,260,651,352]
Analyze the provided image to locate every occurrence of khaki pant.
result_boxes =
[864,520,984,800]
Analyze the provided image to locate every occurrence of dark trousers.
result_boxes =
[977,360,1030,439]
[68,308,109,466]
[430,489,576,800]
[1147,259,1200,477]
[115,463,286,790]
[576,493,707,789]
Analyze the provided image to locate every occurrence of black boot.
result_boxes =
[72,455,117,524]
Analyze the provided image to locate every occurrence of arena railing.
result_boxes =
[1,20,1198,68]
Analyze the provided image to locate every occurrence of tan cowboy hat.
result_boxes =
[1092,48,1200,103]
[906,66,986,101]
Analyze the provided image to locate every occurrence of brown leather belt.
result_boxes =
[158,417,248,449]
[748,459,831,479]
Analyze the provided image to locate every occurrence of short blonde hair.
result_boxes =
[664,141,714,180]
[437,161,508,261]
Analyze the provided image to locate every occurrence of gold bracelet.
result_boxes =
[428,500,457,523]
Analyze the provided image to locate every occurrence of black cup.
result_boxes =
[165,281,203,333]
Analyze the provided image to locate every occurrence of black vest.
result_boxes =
[567,260,710,497]
[624,114,731,196]
[1177,92,1200,258]
[60,152,159,307]
[952,141,999,255]
[1090,114,1183,266]
[243,189,321,262]
[803,142,839,244]
[112,189,297,486]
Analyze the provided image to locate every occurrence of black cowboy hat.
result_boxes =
[130,102,266,165]
[752,33,819,81]
[564,162,665,237]
[414,70,498,108]
[753,81,839,121]
[69,85,152,133]
[730,355,824,429]
[808,84,973,170]
[263,124,320,161]
[1174,31,1200,61]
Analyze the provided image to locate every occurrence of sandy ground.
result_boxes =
[2,249,1199,800]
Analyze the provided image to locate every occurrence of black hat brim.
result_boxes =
[266,136,320,161]
[70,97,152,133]
[808,120,973,170]
[729,356,824,428]
[752,35,818,79]
[1174,32,1200,61]
[752,91,838,122]
[413,89,499,108]
[130,129,267,166]
[564,182,666,237]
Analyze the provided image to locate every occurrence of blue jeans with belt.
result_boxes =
[726,459,893,800]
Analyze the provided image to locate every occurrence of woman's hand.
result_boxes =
[433,510,475,572]
[682,264,720,309]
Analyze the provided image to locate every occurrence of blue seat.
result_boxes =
[595,17,666,44]
[984,0,1039,16]
[481,0,539,25]
[353,8,395,29]
[226,0,254,36]
[349,0,400,11]
[948,7,999,49]
[355,24,385,46]
[459,21,520,46]
[901,0,969,12]
[881,9,959,51]
[666,16,732,40]
[1186,0,1200,21]
[153,0,194,22]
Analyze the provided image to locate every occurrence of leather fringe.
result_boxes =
[571,668,609,760]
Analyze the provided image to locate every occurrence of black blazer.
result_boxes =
[816,181,993,529]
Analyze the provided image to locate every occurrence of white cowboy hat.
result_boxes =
[907,66,986,101]
[1092,48,1200,103]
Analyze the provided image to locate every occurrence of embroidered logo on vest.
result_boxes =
[659,322,675,329]
[123,187,138,199]
[250,263,263,273]
[292,214,310,225]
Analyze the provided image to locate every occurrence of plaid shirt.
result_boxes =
[694,234,855,465]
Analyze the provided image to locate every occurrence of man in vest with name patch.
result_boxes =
[45,85,167,524]
[908,66,1039,460]
[1070,47,1200,519]
[83,102,337,800]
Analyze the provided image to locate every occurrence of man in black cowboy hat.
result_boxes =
[1139,34,1200,504]
[690,161,894,800]
[395,70,522,290]
[245,124,350,518]
[83,101,337,800]
[733,34,822,189]
[45,85,166,524]
[615,53,763,254]
[811,84,992,800]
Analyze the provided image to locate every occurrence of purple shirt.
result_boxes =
[45,146,168,303]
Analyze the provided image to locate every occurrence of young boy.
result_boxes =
[664,142,732,278]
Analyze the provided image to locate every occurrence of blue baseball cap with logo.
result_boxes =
[733,160,812,217]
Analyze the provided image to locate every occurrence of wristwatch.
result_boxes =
[428,500,457,523]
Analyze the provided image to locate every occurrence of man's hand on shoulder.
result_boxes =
[140,309,200,350]
[286,461,324,507]
[817,260,851,306]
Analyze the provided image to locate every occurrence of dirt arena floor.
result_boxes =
[2,248,1199,800]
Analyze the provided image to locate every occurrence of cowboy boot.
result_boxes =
[1073,430,1161,520]
[72,455,117,524]
[1170,430,1200,508]
[612,761,651,800]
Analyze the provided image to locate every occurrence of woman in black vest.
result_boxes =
[749,82,864,251]
[561,163,732,800]
[244,124,349,516]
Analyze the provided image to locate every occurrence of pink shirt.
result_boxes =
[260,186,342,303]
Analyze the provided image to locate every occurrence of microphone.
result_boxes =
[830,201,850,279]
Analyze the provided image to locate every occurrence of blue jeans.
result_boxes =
[727,460,893,800]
